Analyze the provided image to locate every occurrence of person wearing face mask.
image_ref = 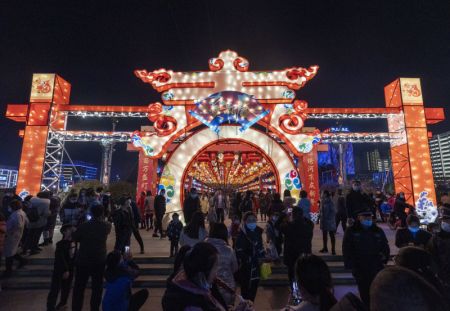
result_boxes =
[345,180,371,221]
[183,188,201,225]
[395,214,431,248]
[235,212,266,302]
[342,209,390,307]
[266,212,282,259]
[427,204,450,302]
[162,242,228,310]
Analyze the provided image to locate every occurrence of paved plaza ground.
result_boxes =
[0,220,398,310]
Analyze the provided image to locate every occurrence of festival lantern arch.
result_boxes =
[5,50,445,223]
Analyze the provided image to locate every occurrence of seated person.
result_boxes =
[102,250,148,311]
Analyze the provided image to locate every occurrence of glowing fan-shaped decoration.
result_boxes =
[189,91,269,133]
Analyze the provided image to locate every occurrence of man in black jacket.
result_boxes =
[112,197,133,252]
[282,208,314,288]
[72,204,112,311]
[346,180,371,220]
[183,188,200,224]
[395,214,431,248]
[343,209,390,307]
[154,189,166,238]
[47,224,76,311]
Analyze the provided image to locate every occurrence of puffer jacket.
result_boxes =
[60,200,80,226]
[205,238,238,306]
[28,197,50,229]
[320,196,337,232]
[4,209,28,257]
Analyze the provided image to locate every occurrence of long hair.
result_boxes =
[296,255,337,311]
[209,223,229,244]
[183,242,218,281]
[105,251,122,273]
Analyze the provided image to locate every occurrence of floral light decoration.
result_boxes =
[158,167,176,203]
[189,91,269,133]
[284,170,302,198]
[147,102,177,136]
[279,100,309,134]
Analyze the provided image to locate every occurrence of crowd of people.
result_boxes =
[0,182,449,310]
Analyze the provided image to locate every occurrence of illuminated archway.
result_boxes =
[180,138,281,201]
[158,126,297,220]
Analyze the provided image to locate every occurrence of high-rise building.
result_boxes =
[0,166,18,189]
[364,149,391,172]
[377,158,391,172]
[60,161,98,188]
[366,149,381,172]
[429,131,450,184]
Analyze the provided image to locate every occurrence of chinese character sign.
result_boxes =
[301,147,320,213]
[137,151,154,200]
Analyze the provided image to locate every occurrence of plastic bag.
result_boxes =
[266,241,279,261]
[260,262,272,280]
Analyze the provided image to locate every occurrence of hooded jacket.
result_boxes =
[162,271,227,311]
[102,261,139,311]
[205,237,238,306]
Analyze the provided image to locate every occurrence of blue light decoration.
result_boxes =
[131,131,154,156]
[415,191,438,224]
[189,91,270,133]
[297,136,321,153]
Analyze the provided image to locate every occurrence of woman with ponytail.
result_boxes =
[294,254,337,311]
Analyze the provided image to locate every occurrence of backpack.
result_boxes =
[26,205,40,222]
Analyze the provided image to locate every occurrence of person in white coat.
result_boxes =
[3,199,28,277]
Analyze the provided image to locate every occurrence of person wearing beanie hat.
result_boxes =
[426,203,450,303]
[395,214,431,248]
[342,208,390,307]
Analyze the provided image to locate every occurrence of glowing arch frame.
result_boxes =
[159,126,296,220]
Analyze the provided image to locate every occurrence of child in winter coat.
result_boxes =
[166,213,183,257]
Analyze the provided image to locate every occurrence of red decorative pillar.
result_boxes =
[299,145,320,214]
[133,150,158,202]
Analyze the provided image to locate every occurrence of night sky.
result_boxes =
[1,1,449,181]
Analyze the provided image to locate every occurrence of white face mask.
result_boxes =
[441,222,450,232]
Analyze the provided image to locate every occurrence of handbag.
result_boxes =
[260,262,272,280]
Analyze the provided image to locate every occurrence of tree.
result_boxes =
[108,181,135,202]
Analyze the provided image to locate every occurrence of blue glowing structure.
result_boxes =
[189,91,270,133]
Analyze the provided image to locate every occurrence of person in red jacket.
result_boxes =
[137,192,146,229]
